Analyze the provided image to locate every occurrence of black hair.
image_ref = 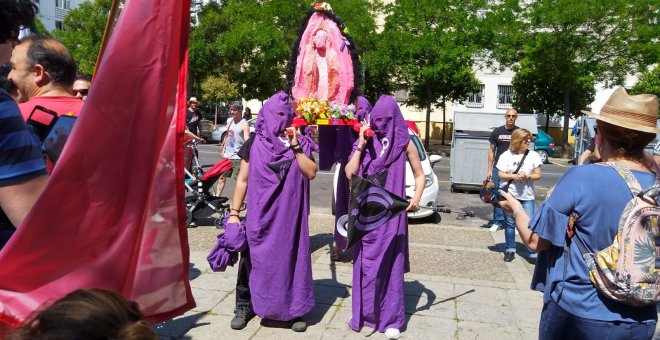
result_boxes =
[284,7,363,104]
[22,35,77,87]
[0,0,37,43]
[76,73,92,82]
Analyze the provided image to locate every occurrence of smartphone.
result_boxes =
[486,188,505,201]
[43,115,77,163]
[26,105,59,142]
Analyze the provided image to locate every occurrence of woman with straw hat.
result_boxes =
[498,87,659,339]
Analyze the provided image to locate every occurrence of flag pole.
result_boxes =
[91,0,122,83]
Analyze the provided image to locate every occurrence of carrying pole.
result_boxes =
[92,0,122,83]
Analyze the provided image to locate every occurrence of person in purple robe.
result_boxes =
[344,95,425,339]
[226,91,318,332]
[331,95,372,261]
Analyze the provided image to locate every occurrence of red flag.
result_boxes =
[0,0,195,326]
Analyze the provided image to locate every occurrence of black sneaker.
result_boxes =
[230,307,255,330]
[503,252,515,262]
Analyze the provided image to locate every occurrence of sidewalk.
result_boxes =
[154,213,548,339]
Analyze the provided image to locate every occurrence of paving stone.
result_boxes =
[181,313,262,340]
[402,314,457,340]
[153,311,207,338]
[457,320,529,340]
[409,225,495,249]
[456,300,517,326]
[408,247,514,282]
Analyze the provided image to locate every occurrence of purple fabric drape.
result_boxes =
[245,92,316,320]
[348,95,410,333]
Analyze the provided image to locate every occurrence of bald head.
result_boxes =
[21,35,77,87]
[504,108,517,128]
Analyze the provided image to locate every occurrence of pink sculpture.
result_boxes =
[292,12,354,105]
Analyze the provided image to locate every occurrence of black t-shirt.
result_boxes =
[186,108,201,134]
[489,125,518,164]
[237,132,256,161]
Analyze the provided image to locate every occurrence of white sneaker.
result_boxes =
[489,224,501,232]
[385,328,400,339]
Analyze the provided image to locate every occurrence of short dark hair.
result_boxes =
[598,121,656,159]
[76,73,92,83]
[0,0,36,43]
[22,35,77,87]
[7,289,157,340]
[229,101,243,111]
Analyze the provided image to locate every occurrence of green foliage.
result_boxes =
[51,0,117,75]
[631,66,660,98]
[486,0,659,151]
[200,74,240,103]
[376,0,483,146]
[33,17,49,36]
[189,0,379,101]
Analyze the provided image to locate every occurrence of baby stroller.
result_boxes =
[184,141,232,228]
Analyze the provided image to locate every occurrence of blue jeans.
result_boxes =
[491,167,505,226]
[504,199,534,252]
[539,300,656,340]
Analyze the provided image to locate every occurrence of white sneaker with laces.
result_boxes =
[489,224,501,232]
[385,328,400,339]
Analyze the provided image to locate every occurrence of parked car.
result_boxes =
[211,118,257,143]
[534,129,555,164]
[332,125,442,219]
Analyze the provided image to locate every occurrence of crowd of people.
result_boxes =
[1,0,659,339]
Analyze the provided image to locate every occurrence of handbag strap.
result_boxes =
[502,149,529,192]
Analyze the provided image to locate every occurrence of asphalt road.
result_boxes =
[195,144,569,223]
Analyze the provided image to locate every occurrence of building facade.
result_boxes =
[33,0,90,32]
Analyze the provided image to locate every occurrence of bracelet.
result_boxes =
[229,214,239,218]
[292,145,303,154]
[356,147,363,152]
[231,208,241,213]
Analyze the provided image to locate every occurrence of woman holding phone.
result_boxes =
[495,128,542,262]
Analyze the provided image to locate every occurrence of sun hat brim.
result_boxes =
[581,110,660,134]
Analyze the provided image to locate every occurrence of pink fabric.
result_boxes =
[0,0,195,327]
[19,96,84,122]
[292,12,354,104]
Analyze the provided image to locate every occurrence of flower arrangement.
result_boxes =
[329,103,355,120]
[295,98,329,123]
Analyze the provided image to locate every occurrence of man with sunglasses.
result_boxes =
[0,0,48,249]
[8,35,83,120]
[73,74,91,101]
[487,108,519,232]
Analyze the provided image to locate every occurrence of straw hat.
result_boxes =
[582,87,659,134]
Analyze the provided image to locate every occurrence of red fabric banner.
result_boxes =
[0,0,195,326]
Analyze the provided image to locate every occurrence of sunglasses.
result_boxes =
[73,89,89,96]
[505,114,517,118]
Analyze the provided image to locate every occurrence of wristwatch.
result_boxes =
[291,144,303,154]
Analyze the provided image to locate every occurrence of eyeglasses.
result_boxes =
[73,89,89,96]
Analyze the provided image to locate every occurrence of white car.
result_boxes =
[332,127,442,219]
[211,118,256,142]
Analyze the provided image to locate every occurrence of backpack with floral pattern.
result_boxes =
[567,162,660,306]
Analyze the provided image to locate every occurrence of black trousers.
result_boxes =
[235,246,252,309]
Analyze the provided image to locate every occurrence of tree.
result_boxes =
[378,0,482,148]
[189,0,380,101]
[51,0,117,74]
[200,74,239,103]
[631,66,660,99]
[485,0,659,154]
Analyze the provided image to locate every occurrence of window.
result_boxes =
[55,0,70,9]
[466,84,485,108]
[497,85,514,109]
[55,20,63,30]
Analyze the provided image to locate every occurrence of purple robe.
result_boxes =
[334,96,372,251]
[246,92,316,321]
[348,95,410,333]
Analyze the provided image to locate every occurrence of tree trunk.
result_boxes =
[441,99,447,145]
[423,86,432,150]
[562,90,571,157]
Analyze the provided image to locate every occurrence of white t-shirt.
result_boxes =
[496,150,543,201]
[223,118,247,160]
